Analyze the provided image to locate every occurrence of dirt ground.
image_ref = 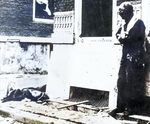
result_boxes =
[1,98,145,124]
[0,74,149,124]
[0,99,118,124]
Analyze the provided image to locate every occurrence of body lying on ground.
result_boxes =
[1,83,49,103]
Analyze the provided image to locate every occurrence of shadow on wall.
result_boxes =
[0,42,48,74]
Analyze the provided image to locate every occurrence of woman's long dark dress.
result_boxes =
[116,19,147,112]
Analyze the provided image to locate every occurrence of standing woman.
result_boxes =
[116,2,147,114]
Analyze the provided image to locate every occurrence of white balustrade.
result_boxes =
[54,11,74,31]
[52,11,74,43]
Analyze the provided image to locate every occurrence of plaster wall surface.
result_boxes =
[0,42,48,74]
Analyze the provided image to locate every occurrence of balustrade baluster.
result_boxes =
[53,11,74,31]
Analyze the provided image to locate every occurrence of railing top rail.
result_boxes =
[54,11,74,16]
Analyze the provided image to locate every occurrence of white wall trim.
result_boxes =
[0,36,52,43]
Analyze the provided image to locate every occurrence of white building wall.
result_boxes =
[46,0,122,108]
[47,39,122,108]
[47,0,150,108]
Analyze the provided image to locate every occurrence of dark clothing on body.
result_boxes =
[116,19,147,112]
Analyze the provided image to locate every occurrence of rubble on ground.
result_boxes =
[0,99,140,124]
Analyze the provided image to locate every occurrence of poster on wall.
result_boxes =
[0,0,53,38]
[33,0,54,23]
